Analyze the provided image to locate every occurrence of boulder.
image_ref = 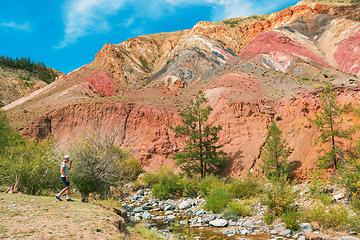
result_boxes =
[242,220,255,227]
[333,193,345,202]
[164,205,175,211]
[179,200,192,210]
[209,219,228,227]
[167,215,176,221]
[280,229,291,236]
[195,209,205,216]
[299,223,313,234]
[142,211,152,220]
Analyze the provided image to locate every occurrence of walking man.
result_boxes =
[55,155,74,201]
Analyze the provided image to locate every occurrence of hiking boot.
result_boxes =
[55,195,62,201]
[66,198,74,202]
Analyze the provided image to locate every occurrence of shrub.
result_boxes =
[318,194,332,205]
[223,200,253,220]
[264,211,276,224]
[176,175,200,198]
[301,204,350,231]
[70,126,140,198]
[263,178,298,219]
[152,173,182,200]
[228,173,262,199]
[350,197,360,212]
[143,167,199,199]
[281,210,300,231]
[199,175,224,196]
[128,223,162,240]
[204,185,231,213]
[1,138,60,195]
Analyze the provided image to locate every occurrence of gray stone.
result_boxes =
[342,237,360,240]
[135,189,145,196]
[142,211,152,220]
[179,201,192,210]
[333,193,345,202]
[141,204,153,210]
[132,195,141,201]
[299,223,313,234]
[155,216,166,220]
[165,211,173,215]
[209,219,228,227]
[185,209,193,214]
[122,205,133,212]
[242,220,255,227]
[270,230,278,235]
[167,215,176,221]
[179,220,189,225]
[166,199,176,205]
[195,209,205,216]
[241,229,250,235]
[164,205,175,211]
[298,237,306,240]
[280,229,291,236]
[133,207,144,213]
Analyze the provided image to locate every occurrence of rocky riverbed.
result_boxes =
[121,183,360,240]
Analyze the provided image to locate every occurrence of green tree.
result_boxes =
[0,110,15,153]
[260,121,292,180]
[311,85,349,169]
[0,138,60,195]
[171,91,227,178]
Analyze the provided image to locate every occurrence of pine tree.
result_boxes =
[260,121,292,180]
[311,85,349,169]
[171,91,227,177]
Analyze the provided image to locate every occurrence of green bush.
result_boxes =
[198,175,224,196]
[152,173,182,200]
[318,194,332,205]
[204,185,231,213]
[228,173,262,199]
[264,211,276,224]
[301,204,350,231]
[128,223,162,240]
[281,210,300,231]
[223,200,253,220]
[144,167,199,199]
[177,175,200,198]
[263,178,298,218]
[0,138,60,195]
[350,197,360,212]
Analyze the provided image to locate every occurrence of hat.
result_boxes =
[64,155,71,160]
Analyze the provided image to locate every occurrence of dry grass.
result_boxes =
[0,192,126,239]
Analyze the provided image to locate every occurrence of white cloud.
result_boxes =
[56,0,125,48]
[1,22,31,31]
[57,0,300,48]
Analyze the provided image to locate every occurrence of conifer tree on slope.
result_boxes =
[311,85,350,169]
[171,91,227,178]
[260,121,292,180]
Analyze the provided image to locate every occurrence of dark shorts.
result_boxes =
[61,177,70,187]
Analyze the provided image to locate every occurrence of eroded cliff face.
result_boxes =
[19,86,360,176]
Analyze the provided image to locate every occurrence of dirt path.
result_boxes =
[0,193,125,239]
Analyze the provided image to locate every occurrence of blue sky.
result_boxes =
[0,0,300,74]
